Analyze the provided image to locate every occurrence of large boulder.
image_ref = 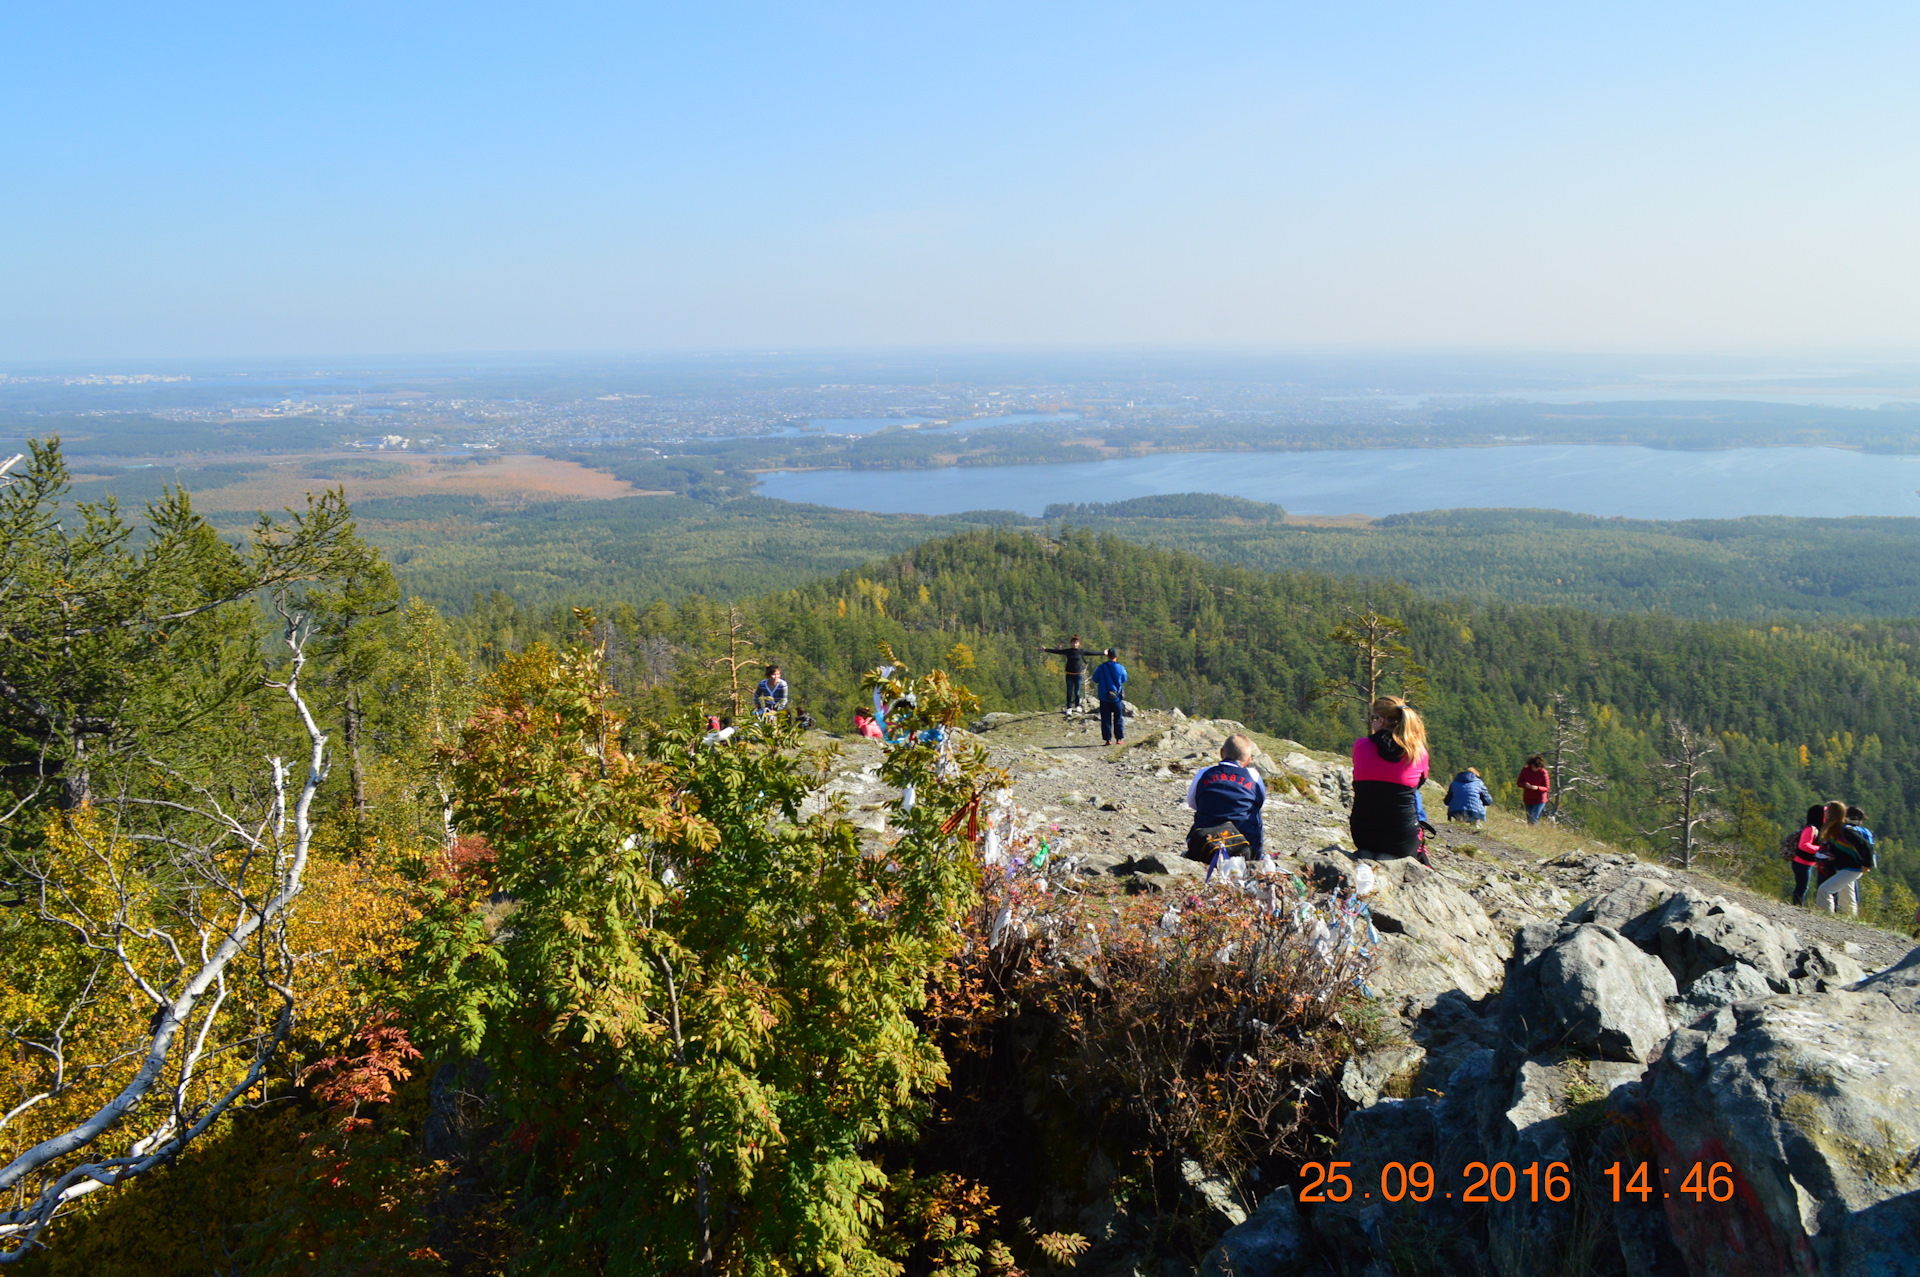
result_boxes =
[1325,852,1508,999]
[1499,922,1678,1064]
[1477,1055,1646,1277]
[1641,957,1920,1277]
[1565,874,1677,930]
[1620,889,1803,991]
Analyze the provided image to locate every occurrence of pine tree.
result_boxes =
[1542,691,1607,823]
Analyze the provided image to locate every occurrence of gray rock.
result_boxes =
[1793,942,1868,992]
[1855,943,1920,1013]
[1338,1042,1426,1108]
[1642,978,1920,1277]
[1180,1158,1248,1231]
[1500,923,1678,1064]
[1670,960,1774,1022]
[1622,889,1802,991]
[1312,1098,1438,1263]
[1565,875,1674,929]
[1326,853,1507,999]
[1198,1187,1308,1277]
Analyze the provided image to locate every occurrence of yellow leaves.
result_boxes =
[288,839,425,1041]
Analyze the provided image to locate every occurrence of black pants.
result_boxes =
[1099,698,1124,742]
[1792,860,1814,905]
[1187,822,1254,863]
[1065,673,1083,709]
[1350,781,1420,859]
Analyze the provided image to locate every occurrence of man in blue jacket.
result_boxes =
[1185,735,1266,862]
[753,664,789,717]
[1445,768,1492,826]
[1091,648,1128,744]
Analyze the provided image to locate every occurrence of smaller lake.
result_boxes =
[756,445,1920,521]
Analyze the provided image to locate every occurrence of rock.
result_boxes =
[1313,1098,1438,1260]
[1670,960,1774,1021]
[1565,875,1675,929]
[1642,974,1920,1277]
[1855,943,1920,1013]
[1408,990,1501,1098]
[1794,942,1868,992]
[1621,889,1802,991]
[1198,1187,1309,1277]
[1315,852,1506,999]
[1338,1042,1426,1108]
[1500,923,1677,1064]
[1179,1158,1247,1232]
[971,711,1026,732]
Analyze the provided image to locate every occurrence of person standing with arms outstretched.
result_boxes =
[1039,635,1088,712]
[1350,696,1430,864]
[1091,648,1128,745]
[1517,754,1551,824]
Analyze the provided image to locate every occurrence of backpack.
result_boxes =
[1848,826,1877,871]
[1778,828,1801,861]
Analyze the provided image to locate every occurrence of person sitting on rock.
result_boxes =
[1350,696,1430,865]
[1184,734,1266,864]
[852,707,883,740]
[1445,767,1492,826]
[753,664,790,717]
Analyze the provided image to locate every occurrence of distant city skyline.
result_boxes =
[5,3,1918,359]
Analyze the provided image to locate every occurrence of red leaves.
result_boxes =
[304,1009,424,1113]
[432,833,498,897]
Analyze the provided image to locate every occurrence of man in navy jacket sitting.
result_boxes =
[1184,734,1266,862]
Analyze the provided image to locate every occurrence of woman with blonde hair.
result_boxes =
[1351,695,1431,864]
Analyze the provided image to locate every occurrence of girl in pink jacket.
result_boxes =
[1350,696,1430,863]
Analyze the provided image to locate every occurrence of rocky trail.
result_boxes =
[811,707,1920,1277]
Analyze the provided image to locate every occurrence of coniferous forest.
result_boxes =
[5,438,1919,1273]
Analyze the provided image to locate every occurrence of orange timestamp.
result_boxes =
[1296,1159,1740,1205]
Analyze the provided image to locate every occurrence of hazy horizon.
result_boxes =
[7,4,1919,360]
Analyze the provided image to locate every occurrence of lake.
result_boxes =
[755,445,1920,520]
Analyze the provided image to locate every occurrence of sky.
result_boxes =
[4,3,1919,360]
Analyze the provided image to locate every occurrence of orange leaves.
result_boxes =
[302,1010,422,1113]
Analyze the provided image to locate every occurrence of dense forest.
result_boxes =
[249,487,1920,621]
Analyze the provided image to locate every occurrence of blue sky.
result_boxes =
[4,3,1917,358]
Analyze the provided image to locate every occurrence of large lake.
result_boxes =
[756,445,1920,521]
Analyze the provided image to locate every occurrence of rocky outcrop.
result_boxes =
[1499,921,1678,1063]
[1643,971,1920,1277]
[1203,868,1920,1277]
[1301,849,1509,999]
